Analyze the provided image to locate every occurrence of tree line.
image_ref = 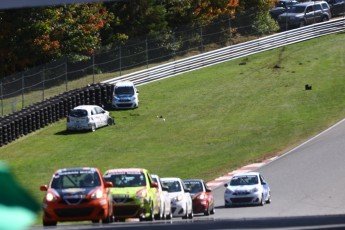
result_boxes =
[0,0,278,78]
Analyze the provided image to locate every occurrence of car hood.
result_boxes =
[114,94,134,98]
[227,185,260,192]
[109,186,146,197]
[167,191,184,199]
[51,187,95,199]
[270,7,286,13]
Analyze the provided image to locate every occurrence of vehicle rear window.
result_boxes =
[69,109,88,117]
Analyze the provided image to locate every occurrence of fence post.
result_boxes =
[65,60,68,91]
[92,54,95,84]
[0,81,3,116]
[22,73,24,109]
[42,67,45,101]
[146,38,149,69]
[200,26,204,53]
[173,31,176,61]
[119,45,122,76]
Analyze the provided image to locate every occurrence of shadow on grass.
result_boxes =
[54,130,92,135]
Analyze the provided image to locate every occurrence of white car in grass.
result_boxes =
[66,105,113,132]
[224,171,271,207]
[161,177,193,219]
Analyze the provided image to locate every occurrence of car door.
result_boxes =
[260,175,270,201]
[305,5,315,25]
[94,106,107,127]
[313,4,323,22]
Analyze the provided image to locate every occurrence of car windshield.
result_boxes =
[230,175,259,186]
[115,86,134,95]
[184,181,203,193]
[50,170,101,189]
[162,180,182,192]
[69,109,88,118]
[287,5,306,13]
[104,173,146,187]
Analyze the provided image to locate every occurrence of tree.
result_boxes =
[0,3,112,77]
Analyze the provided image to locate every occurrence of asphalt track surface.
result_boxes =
[31,118,345,230]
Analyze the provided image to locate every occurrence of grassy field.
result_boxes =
[1,33,345,224]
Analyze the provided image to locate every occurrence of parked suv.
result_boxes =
[277,1,331,29]
[269,0,300,20]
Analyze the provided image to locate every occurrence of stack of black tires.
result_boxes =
[0,83,113,147]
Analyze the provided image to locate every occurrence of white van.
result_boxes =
[111,81,139,109]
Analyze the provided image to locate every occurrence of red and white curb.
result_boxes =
[206,157,277,189]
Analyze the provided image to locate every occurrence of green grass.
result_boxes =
[1,33,345,224]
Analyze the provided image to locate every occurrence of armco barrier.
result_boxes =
[1,19,345,147]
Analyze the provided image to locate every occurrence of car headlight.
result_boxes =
[225,189,232,194]
[250,187,259,193]
[46,192,57,202]
[91,189,104,199]
[136,189,147,199]
[197,193,206,200]
[175,194,183,201]
[114,96,119,100]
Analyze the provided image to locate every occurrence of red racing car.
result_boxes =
[183,179,215,216]
[40,167,113,226]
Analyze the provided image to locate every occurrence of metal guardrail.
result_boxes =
[102,18,345,87]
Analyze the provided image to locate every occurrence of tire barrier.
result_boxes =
[0,83,113,147]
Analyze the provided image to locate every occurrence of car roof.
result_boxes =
[161,177,182,181]
[104,168,146,175]
[114,80,135,87]
[183,179,204,183]
[232,171,260,177]
[73,105,99,111]
[296,1,327,6]
[55,167,99,174]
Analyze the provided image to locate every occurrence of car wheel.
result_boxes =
[107,117,114,126]
[188,209,193,219]
[321,16,329,22]
[266,192,272,204]
[260,194,265,206]
[43,220,57,226]
[210,205,215,215]
[182,205,188,219]
[147,203,154,221]
[299,20,306,27]
[102,205,113,224]
[166,209,172,220]
[204,204,210,216]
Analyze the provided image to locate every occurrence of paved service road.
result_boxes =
[31,119,345,229]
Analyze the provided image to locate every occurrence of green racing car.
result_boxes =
[103,168,160,221]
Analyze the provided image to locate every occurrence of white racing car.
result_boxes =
[224,171,271,207]
[161,177,193,219]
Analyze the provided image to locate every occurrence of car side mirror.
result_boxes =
[151,182,158,188]
[40,185,48,191]
[224,184,228,187]
[206,188,212,192]
[105,181,113,188]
